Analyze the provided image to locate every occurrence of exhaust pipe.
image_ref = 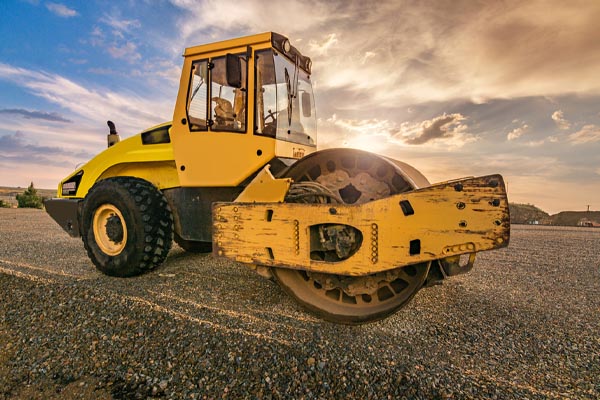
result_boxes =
[107,120,120,147]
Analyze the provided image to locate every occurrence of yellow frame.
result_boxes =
[213,175,510,276]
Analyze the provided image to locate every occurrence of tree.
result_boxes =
[0,199,11,208]
[16,182,43,209]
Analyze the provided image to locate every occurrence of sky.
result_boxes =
[1,0,599,214]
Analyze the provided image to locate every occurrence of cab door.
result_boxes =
[171,49,277,187]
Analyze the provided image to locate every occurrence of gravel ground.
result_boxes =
[0,208,599,399]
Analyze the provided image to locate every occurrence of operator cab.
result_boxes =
[184,33,316,146]
[171,32,317,187]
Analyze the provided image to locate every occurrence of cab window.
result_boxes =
[210,55,247,132]
[254,49,316,145]
[255,49,277,138]
[187,60,209,131]
[186,55,247,133]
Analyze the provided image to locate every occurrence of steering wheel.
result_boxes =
[265,109,278,123]
[263,109,278,135]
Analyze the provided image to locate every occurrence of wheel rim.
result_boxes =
[273,149,431,323]
[273,262,430,322]
[93,204,127,256]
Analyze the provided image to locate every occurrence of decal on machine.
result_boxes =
[292,148,305,159]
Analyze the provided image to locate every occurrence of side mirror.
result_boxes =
[226,54,242,88]
[301,92,312,117]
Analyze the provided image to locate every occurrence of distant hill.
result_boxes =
[551,211,600,227]
[509,203,550,224]
[510,203,600,227]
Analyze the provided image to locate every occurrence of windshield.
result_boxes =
[255,49,316,146]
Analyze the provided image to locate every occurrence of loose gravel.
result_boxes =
[1,208,599,399]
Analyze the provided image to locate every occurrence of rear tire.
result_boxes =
[81,177,173,277]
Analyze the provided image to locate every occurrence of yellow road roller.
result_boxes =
[45,32,510,324]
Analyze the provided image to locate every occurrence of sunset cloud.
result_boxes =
[552,110,571,130]
[170,0,332,46]
[309,34,339,56]
[322,113,475,152]
[165,0,600,111]
[507,124,529,141]
[568,125,600,144]
[402,114,469,145]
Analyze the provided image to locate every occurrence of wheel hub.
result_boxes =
[92,204,127,256]
[105,215,124,243]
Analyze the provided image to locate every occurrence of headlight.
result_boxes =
[61,170,83,196]
[305,58,312,73]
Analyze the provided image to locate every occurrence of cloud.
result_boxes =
[321,112,475,153]
[309,34,338,56]
[46,2,78,18]
[548,135,561,143]
[568,124,600,144]
[318,2,600,110]
[99,13,141,34]
[327,114,394,134]
[194,1,600,108]
[0,62,170,134]
[0,131,94,166]
[107,42,142,62]
[0,108,72,123]
[551,110,571,130]
[88,13,143,63]
[89,26,105,47]
[402,113,469,145]
[68,58,88,65]
[507,124,529,140]
[446,1,600,100]
[169,0,332,46]
[321,114,398,153]
[524,139,545,147]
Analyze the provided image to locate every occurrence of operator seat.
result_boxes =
[212,97,235,128]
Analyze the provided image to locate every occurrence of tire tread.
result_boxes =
[81,177,173,277]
